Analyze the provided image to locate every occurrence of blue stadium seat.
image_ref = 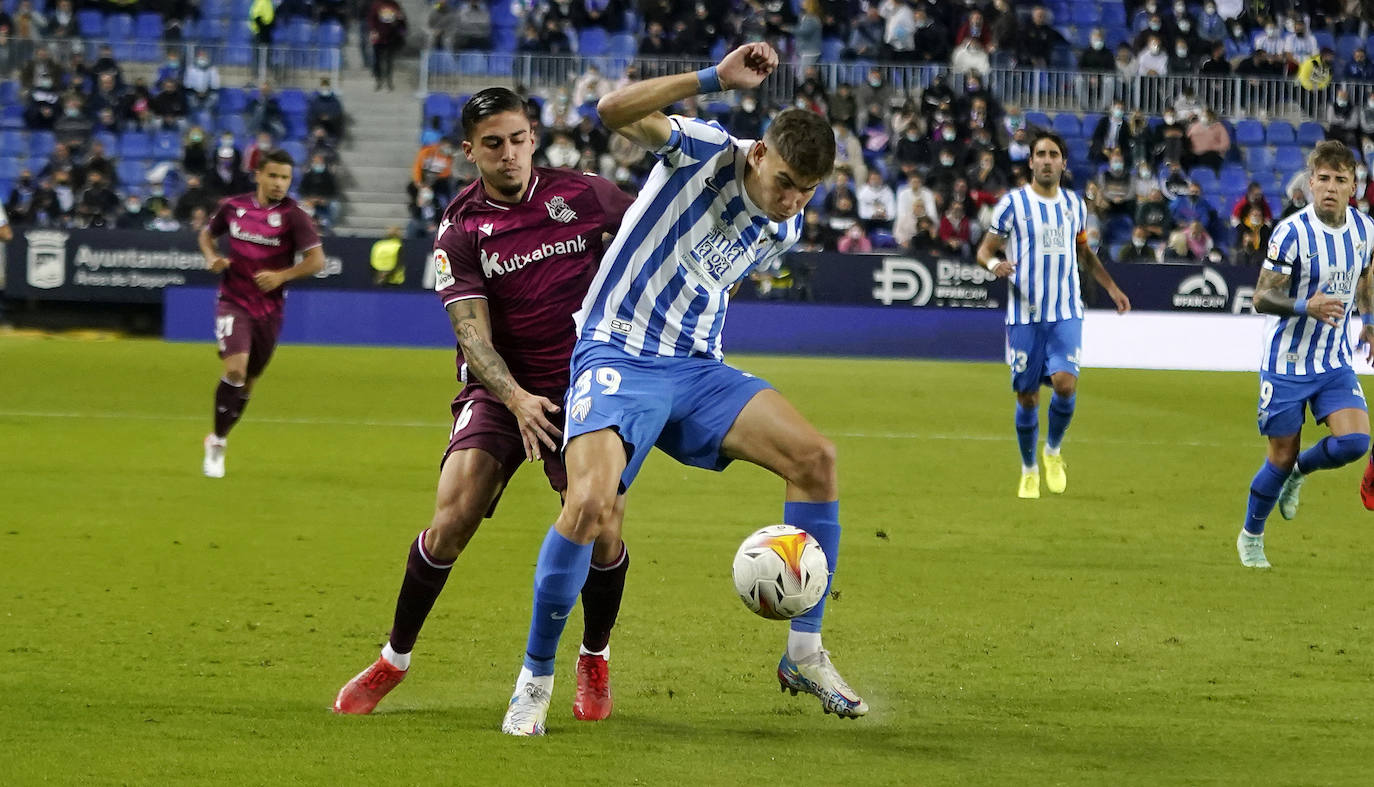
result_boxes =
[318,20,344,48]
[423,93,453,124]
[1070,3,1099,27]
[230,0,253,18]
[1067,137,1089,163]
[1245,146,1274,172]
[490,0,516,25]
[116,159,148,186]
[0,157,21,181]
[1266,121,1296,145]
[194,17,229,42]
[284,113,308,140]
[1296,121,1325,146]
[201,0,227,18]
[1235,119,1265,146]
[0,130,26,158]
[492,25,517,52]
[284,19,314,47]
[458,51,487,75]
[92,131,118,154]
[1025,111,1052,130]
[1100,3,1126,26]
[221,44,254,67]
[1274,145,1305,173]
[0,80,17,105]
[134,12,162,40]
[1338,34,1363,62]
[1314,30,1335,52]
[120,132,152,160]
[106,13,134,40]
[152,131,182,159]
[820,37,844,62]
[277,88,307,115]
[217,115,248,139]
[1189,167,1218,191]
[1052,113,1081,138]
[29,131,55,158]
[219,87,249,115]
[1219,165,1249,193]
[487,53,514,76]
[578,28,609,56]
[428,51,458,75]
[77,9,105,37]
[1080,112,1104,134]
[281,140,307,164]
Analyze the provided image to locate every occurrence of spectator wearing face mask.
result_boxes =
[183,126,212,176]
[1283,19,1319,68]
[407,183,439,238]
[307,79,345,142]
[1080,27,1114,72]
[1098,152,1136,218]
[1137,35,1169,76]
[1233,206,1271,266]
[300,154,340,230]
[1252,20,1284,55]
[1131,160,1159,202]
[1224,20,1252,60]
[837,222,873,254]
[1184,108,1229,172]
[1135,187,1173,241]
[1328,88,1360,147]
[1280,185,1309,219]
[856,171,895,232]
[1118,226,1159,263]
[727,93,764,140]
[1091,101,1133,164]
[116,194,148,229]
[1197,3,1225,44]
[1348,49,1374,81]
[183,50,222,114]
[1231,182,1272,227]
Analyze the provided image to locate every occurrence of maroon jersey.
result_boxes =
[208,193,322,319]
[433,167,635,393]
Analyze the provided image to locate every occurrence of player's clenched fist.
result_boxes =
[718,43,778,90]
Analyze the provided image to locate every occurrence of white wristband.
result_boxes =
[984,257,1003,271]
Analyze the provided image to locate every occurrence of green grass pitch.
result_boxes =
[3,334,1374,784]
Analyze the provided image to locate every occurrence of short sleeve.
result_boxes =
[1264,221,1298,275]
[988,193,1015,237]
[582,172,637,234]
[654,115,733,168]
[433,213,486,306]
[290,206,322,253]
[0,201,8,227]
[753,218,803,274]
[207,199,229,236]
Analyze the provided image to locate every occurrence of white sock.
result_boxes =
[516,665,554,691]
[381,642,410,670]
[1022,464,1038,475]
[787,629,822,661]
[579,643,610,659]
[1044,444,1060,457]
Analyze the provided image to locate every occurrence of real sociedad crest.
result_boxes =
[545,196,577,224]
[25,230,68,290]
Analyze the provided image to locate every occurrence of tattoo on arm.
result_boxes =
[447,299,519,403]
[1252,269,1298,316]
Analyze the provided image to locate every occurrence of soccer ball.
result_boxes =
[731,525,829,620]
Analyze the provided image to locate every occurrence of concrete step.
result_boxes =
[348,190,412,204]
[346,201,410,218]
[344,164,412,184]
[339,150,417,168]
[339,215,413,232]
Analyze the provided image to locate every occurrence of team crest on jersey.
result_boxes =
[545,196,577,224]
[236,208,246,217]
[267,213,281,227]
[434,249,454,290]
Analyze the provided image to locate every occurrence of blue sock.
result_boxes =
[523,527,593,676]
[1243,461,1289,535]
[1015,403,1038,467]
[1296,433,1371,474]
[787,500,840,634]
[1046,393,1076,450]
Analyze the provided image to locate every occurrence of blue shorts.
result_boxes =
[564,341,773,492]
[1006,319,1082,392]
[1257,367,1367,436]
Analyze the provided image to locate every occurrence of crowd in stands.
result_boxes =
[418,0,1374,266]
[0,37,346,233]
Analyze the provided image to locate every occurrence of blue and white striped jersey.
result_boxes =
[574,115,802,358]
[988,185,1088,325]
[1260,205,1374,376]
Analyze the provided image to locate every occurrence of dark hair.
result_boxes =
[762,108,836,182]
[1309,139,1357,175]
[1030,129,1067,158]
[257,148,295,170]
[461,87,527,140]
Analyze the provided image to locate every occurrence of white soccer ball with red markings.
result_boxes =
[731,525,828,620]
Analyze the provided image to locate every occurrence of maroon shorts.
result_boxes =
[442,384,568,517]
[214,302,283,379]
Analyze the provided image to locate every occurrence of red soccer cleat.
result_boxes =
[333,657,407,715]
[1361,459,1374,511]
[572,652,612,721]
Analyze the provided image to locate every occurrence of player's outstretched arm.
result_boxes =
[976,232,1013,278]
[597,42,778,150]
[446,298,561,462]
[1077,238,1130,313]
[198,227,229,273]
[1254,268,1343,326]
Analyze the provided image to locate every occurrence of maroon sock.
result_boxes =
[388,529,453,654]
[213,379,249,438]
[580,542,629,653]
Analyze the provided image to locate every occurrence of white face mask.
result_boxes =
[741,100,756,112]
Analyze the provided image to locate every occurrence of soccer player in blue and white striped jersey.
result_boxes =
[501,43,868,736]
[1238,141,1374,569]
[976,131,1131,500]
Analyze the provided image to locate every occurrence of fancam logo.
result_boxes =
[871,257,934,306]
[1172,267,1229,309]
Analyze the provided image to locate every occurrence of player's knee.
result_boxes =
[428,501,483,558]
[789,436,838,496]
[1332,433,1370,464]
[1016,391,1039,409]
[1052,379,1077,398]
[562,487,616,540]
[224,369,248,386]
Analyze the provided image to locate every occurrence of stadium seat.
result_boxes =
[0,157,21,181]
[221,44,254,68]
[134,12,162,40]
[284,19,314,47]
[1080,112,1104,133]
[578,28,609,56]
[216,114,247,139]
[77,9,105,37]
[201,0,227,18]
[820,37,844,62]
[152,131,182,159]
[230,0,253,18]
[1025,111,1051,130]
[1235,119,1265,147]
[1266,121,1296,145]
[1067,137,1089,162]
[281,140,307,164]
[1070,3,1099,27]
[423,93,453,125]
[277,88,308,115]
[1245,146,1274,172]
[488,53,514,76]
[0,130,26,158]
[428,51,458,76]
[1274,146,1305,173]
[318,20,344,48]
[218,87,249,115]
[194,17,229,42]
[1052,114,1081,139]
[0,80,17,105]
[116,159,148,186]
[492,24,518,52]
[1314,29,1335,51]
[29,131,55,158]
[1100,3,1127,26]
[120,132,152,160]
[1219,165,1249,193]
[458,51,487,75]
[1189,168,1218,192]
[1296,121,1325,146]
[106,13,134,40]
[1338,34,1363,62]
[93,131,118,154]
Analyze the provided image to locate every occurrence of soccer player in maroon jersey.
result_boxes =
[197,149,324,478]
[334,88,636,720]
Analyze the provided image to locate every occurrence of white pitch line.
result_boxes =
[0,409,1229,448]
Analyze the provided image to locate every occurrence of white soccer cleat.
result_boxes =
[778,649,868,718]
[202,434,227,478]
[1277,470,1305,520]
[501,667,553,736]
[1236,530,1271,569]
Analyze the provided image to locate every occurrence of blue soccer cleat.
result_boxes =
[778,649,868,718]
